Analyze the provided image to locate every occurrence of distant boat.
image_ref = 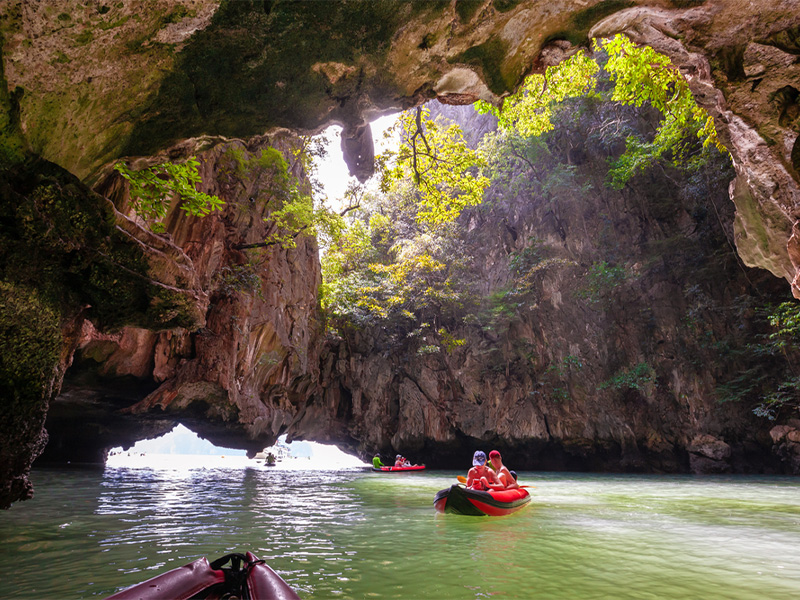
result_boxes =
[371,465,426,472]
[433,484,530,516]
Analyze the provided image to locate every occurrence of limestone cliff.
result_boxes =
[296,102,800,474]
[40,134,323,464]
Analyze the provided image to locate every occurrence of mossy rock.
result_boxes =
[0,281,61,405]
[0,155,199,331]
[0,281,61,508]
[124,1,433,158]
[449,37,517,96]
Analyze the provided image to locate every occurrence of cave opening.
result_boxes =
[105,424,367,470]
[313,112,400,211]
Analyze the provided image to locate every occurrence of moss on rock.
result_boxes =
[450,37,515,96]
[123,1,441,157]
[1,154,200,331]
[547,0,635,46]
[0,34,27,168]
[0,281,61,509]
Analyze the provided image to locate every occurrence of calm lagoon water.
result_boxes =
[1,460,799,599]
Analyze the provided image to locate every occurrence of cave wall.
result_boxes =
[2,0,799,283]
[0,60,205,507]
[40,134,324,464]
[2,0,800,506]
[293,101,800,475]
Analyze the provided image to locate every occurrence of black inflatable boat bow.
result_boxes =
[208,553,266,599]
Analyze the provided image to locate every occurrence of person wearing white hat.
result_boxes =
[466,450,503,491]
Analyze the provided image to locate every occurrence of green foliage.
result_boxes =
[767,301,800,349]
[743,301,800,420]
[481,130,593,208]
[509,240,544,275]
[438,327,466,353]
[476,50,599,137]
[225,146,289,182]
[114,156,224,232]
[598,35,726,188]
[265,190,315,249]
[562,354,584,370]
[417,344,441,356]
[222,141,345,254]
[477,34,727,190]
[321,191,475,330]
[575,261,632,305]
[754,376,800,421]
[599,362,656,391]
[704,297,800,420]
[382,107,489,225]
[270,193,346,250]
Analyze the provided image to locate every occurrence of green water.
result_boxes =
[1,466,799,599]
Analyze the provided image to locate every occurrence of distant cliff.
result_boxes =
[299,101,800,474]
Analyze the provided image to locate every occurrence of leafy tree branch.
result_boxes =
[114,156,224,233]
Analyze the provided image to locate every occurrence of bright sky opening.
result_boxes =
[314,113,400,209]
[107,424,368,470]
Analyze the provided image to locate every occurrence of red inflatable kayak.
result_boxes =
[372,465,426,472]
[433,484,531,516]
[104,552,299,600]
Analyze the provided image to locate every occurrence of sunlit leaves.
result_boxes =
[475,51,599,137]
[321,195,474,329]
[597,35,726,187]
[114,157,224,232]
[478,34,727,190]
[384,107,489,225]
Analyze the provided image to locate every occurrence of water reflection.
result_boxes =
[96,465,368,586]
[1,469,800,599]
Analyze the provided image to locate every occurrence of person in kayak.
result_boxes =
[373,455,384,469]
[488,450,519,490]
[466,450,503,491]
[395,454,406,467]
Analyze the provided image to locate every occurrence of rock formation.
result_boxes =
[299,100,799,474]
[38,134,324,465]
[2,0,800,506]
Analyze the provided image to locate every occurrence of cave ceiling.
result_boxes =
[2,0,799,286]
